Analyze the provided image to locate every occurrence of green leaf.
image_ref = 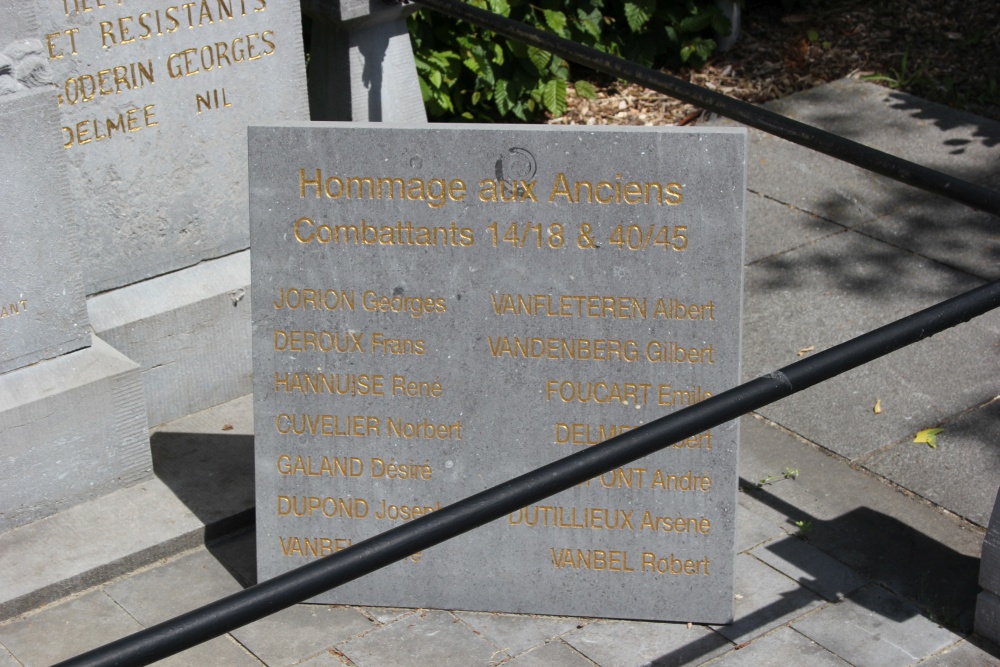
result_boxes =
[527,46,551,72]
[574,79,597,100]
[429,69,442,88]
[711,13,732,36]
[487,0,510,17]
[914,428,944,449]
[541,78,567,116]
[543,9,568,35]
[494,78,511,115]
[679,12,714,34]
[624,0,655,32]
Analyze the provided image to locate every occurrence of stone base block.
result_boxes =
[976,591,1000,645]
[0,337,150,532]
[88,251,252,428]
[308,16,426,123]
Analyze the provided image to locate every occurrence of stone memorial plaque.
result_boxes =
[0,87,89,375]
[250,124,746,622]
[33,0,308,294]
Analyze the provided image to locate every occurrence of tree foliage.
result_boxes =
[409,0,732,122]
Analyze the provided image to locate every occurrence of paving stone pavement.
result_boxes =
[1,79,999,665]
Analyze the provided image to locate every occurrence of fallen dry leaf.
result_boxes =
[873,399,882,414]
[222,423,234,431]
[797,345,815,357]
[914,427,944,448]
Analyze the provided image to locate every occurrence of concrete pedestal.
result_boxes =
[0,338,150,532]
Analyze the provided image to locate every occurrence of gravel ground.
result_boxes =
[551,0,1000,127]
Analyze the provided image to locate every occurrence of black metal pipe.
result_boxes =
[55,278,1000,666]
[411,0,1000,219]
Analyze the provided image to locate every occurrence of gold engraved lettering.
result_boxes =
[555,423,636,446]
[57,60,154,106]
[545,380,652,406]
[370,332,425,356]
[166,31,276,78]
[46,28,80,59]
[672,431,712,450]
[638,512,712,535]
[490,293,646,318]
[0,299,28,319]
[196,87,232,112]
[274,372,384,396]
[374,499,442,521]
[274,288,355,311]
[640,552,711,575]
[293,216,474,248]
[649,470,712,492]
[299,168,467,209]
[276,455,364,477]
[371,458,434,481]
[477,179,537,203]
[390,375,443,398]
[488,336,640,362]
[275,414,380,437]
[62,104,157,149]
[548,172,683,205]
[362,291,446,318]
[549,548,635,573]
[273,329,364,353]
[386,417,462,441]
[279,536,353,558]
[645,341,714,364]
[509,505,634,530]
[657,385,713,407]
[277,495,368,519]
[653,298,715,321]
[97,1,269,47]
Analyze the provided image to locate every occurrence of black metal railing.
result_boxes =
[54,2,1000,665]
[413,0,1000,219]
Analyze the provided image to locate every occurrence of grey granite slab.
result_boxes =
[735,492,792,553]
[708,80,1000,235]
[208,526,258,588]
[503,640,595,667]
[88,250,253,427]
[0,87,89,374]
[249,123,746,622]
[105,548,246,626]
[361,607,412,624]
[339,610,505,667]
[231,604,372,666]
[793,585,961,667]
[0,395,254,622]
[0,590,142,667]
[563,619,730,667]
[751,535,867,602]
[857,195,1000,282]
[298,652,345,667]
[711,553,824,644]
[743,229,994,461]
[706,626,850,667]
[739,415,983,631]
[0,337,149,531]
[758,79,1000,187]
[864,399,1000,527]
[744,191,843,265]
[155,637,262,667]
[917,638,1000,667]
[0,646,19,667]
[453,611,583,657]
[31,0,309,294]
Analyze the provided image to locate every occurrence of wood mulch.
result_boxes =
[550,0,1000,127]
